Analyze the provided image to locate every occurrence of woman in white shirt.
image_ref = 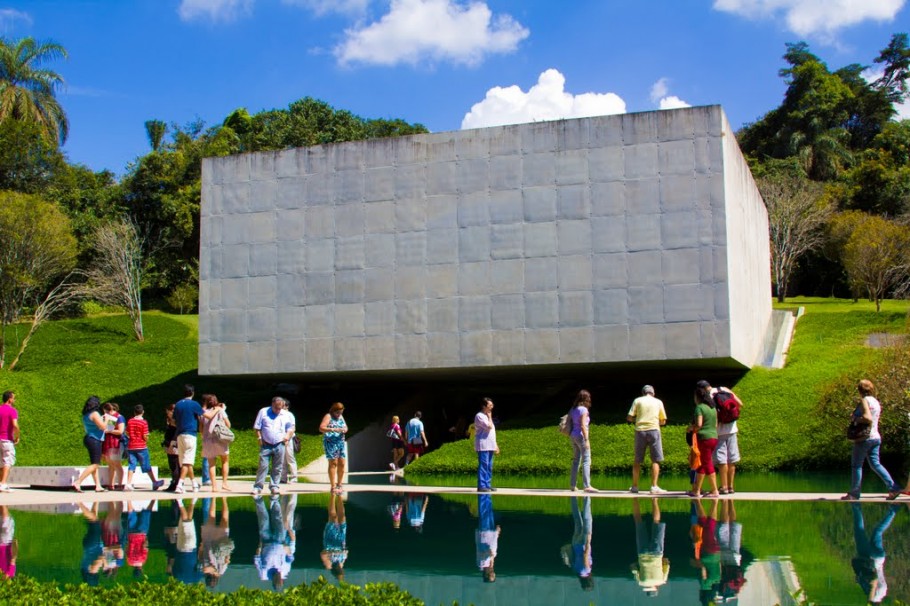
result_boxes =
[842,379,900,500]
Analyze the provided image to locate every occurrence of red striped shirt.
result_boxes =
[126,417,149,450]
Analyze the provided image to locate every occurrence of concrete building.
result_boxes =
[198,105,771,377]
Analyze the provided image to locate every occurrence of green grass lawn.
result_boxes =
[0,312,323,474]
[408,297,910,476]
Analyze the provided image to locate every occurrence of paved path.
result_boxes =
[0,478,903,507]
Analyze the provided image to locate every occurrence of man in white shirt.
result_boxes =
[252,397,295,497]
[627,385,667,495]
[475,397,499,492]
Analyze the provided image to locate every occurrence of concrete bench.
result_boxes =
[8,466,160,489]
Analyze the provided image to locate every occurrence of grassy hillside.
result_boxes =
[0,312,324,474]
[408,297,910,475]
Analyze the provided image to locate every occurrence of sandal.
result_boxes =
[840,494,858,500]
[72,482,83,493]
[886,491,901,501]
[685,491,700,498]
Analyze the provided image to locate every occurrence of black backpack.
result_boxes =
[714,391,741,424]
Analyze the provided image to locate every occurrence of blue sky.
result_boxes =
[2,0,908,175]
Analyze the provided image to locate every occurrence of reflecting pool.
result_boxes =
[5,476,910,605]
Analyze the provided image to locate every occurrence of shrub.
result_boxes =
[167,283,198,314]
[0,575,430,605]
[80,300,103,316]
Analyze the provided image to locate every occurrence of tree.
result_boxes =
[758,171,834,301]
[85,218,146,341]
[0,191,78,366]
[0,37,68,145]
[144,119,167,152]
[0,118,65,193]
[830,211,910,310]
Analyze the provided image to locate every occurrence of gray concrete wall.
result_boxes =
[199,105,771,376]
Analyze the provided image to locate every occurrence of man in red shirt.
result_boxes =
[124,404,164,491]
[0,391,19,493]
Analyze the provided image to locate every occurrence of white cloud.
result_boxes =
[713,0,906,38]
[649,77,691,110]
[0,8,32,31]
[461,68,626,130]
[281,0,370,16]
[178,0,253,22]
[334,0,529,67]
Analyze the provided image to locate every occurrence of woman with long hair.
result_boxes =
[73,396,109,492]
[569,390,598,493]
[201,394,231,492]
[843,379,901,500]
[319,402,348,495]
[690,382,719,498]
[388,415,405,471]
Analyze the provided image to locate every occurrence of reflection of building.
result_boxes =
[199,106,771,377]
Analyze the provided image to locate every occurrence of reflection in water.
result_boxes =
[852,503,900,605]
[718,499,746,601]
[320,493,347,583]
[561,496,594,591]
[254,495,295,590]
[174,499,201,584]
[78,501,103,586]
[406,493,428,533]
[101,500,124,578]
[387,492,404,530]
[126,501,153,578]
[0,506,15,579]
[631,498,668,596]
[475,494,499,583]
[691,499,721,605]
[200,497,234,588]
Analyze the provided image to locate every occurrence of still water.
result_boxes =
[5,474,910,605]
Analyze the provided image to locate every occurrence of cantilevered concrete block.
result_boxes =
[200,105,772,375]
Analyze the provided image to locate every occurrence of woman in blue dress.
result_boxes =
[319,402,348,495]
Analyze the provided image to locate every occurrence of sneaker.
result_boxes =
[629,486,639,493]
[270,486,280,496]
[252,487,262,496]
[123,484,134,492]
[152,480,165,491]
[0,484,10,493]
[192,481,201,492]
[389,463,397,471]
[174,485,185,494]
[201,481,212,487]
[583,487,599,493]
[650,486,667,494]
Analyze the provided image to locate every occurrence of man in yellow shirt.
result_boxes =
[627,385,668,494]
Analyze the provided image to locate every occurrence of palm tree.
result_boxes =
[0,37,68,145]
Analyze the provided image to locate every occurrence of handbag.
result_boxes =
[211,412,235,444]
[846,419,871,442]
[292,434,301,453]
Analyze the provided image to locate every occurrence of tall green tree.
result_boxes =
[144,119,167,152]
[0,37,68,145]
[0,191,77,366]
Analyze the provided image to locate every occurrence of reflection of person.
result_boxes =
[319,402,347,495]
[126,500,152,578]
[0,391,20,493]
[690,384,719,498]
[173,499,203,584]
[569,390,598,493]
[200,394,231,492]
[200,497,235,589]
[405,411,428,465]
[717,499,746,601]
[627,385,667,494]
[254,495,294,590]
[320,493,348,583]
[78,501,103,586]
[561,496,594,591]
[387,492,404,530]
[0,506,16,579]
[73,396,109,492]
[690,499,721,605]
[101,500,124,577]
[842,379,900,500]
[475,398,499,493]
[475,494,500,583]
[388,415,405,471]
[852,503,899,605]
[631,498,669,596]
[406,493,429,533]
[254,396,296,497]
